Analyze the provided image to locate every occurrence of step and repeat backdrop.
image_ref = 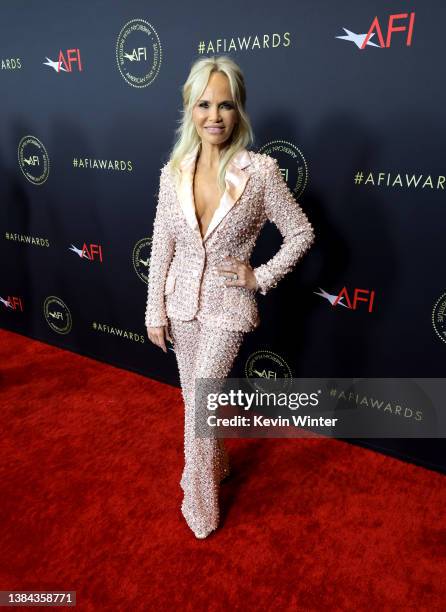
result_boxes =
[1,1,445,472]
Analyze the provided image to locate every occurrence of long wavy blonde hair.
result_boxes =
[167,55,254,193]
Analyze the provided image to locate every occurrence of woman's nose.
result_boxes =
[209,105,221,121]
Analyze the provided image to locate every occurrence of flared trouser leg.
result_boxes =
[168,317,245,537]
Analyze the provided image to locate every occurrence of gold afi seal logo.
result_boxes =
[259,140,308,199]
[245,350,292,392]
[43,296,72,334]
[18,135,50,185]
[116,18,162,88]
[133,237,153,284]
[432,291,446,344]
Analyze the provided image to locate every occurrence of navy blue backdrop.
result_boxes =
[1,1,445,473]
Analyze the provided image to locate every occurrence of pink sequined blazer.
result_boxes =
[144,143,315,333]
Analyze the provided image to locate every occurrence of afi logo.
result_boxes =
[49,310,64,320]
[123,48,147,62]
[44,49,83,72]
[254,369,278,379]
[23,155,40,166]
[335,287,375,312]
[315,287,376,312]
[337,12,415,49]
[69,243,103,262]
[0,296,23,311]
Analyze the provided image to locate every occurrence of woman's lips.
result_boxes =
[205,127,225,133]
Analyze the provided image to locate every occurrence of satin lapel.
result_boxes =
[176,143,202,237]
[203,149,252,242]
[176,144,253,243]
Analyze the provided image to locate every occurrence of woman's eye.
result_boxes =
[199,102,233,109]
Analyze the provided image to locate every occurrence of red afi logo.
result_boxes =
[363,12,415,48]
[57,49,83,71]
[82,243,103,262]
[334,287,375,312]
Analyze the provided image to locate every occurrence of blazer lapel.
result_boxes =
[176,143,253,243]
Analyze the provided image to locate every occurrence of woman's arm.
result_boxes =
[252,156,315,296]
[145,163,176,328]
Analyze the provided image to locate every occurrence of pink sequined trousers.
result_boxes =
[168,316,245,538]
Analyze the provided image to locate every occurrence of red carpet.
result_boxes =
[0,328,445,611]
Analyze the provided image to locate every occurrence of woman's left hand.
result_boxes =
[217,256,258,291]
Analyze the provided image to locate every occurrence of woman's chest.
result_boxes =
[193,170,222,237]
[169,172,266,241]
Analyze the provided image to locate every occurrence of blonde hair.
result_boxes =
[167,55,254,193]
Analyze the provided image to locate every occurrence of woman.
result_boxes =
[145,55,315,539]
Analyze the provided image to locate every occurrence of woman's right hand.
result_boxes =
[147,325,173,353]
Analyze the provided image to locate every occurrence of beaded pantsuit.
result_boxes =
[168,316,245,538]
[144,145,315,538]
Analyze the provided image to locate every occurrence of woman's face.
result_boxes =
[192,71,239,148]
